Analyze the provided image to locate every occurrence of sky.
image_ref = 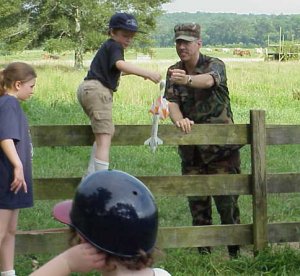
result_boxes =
[162,0,300,15]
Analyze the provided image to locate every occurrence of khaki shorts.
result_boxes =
[77,80,114,135]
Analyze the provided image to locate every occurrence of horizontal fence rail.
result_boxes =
[32,174,300,200]
[16,222,300,255]
[30,124,300,147]
[16,111,300,255]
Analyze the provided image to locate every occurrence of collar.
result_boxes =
[179,53,207,74]
[5,92,18,98]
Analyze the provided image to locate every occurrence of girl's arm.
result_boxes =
[30,243,106,276]
[116,60,161,84]
[0,139,26,193]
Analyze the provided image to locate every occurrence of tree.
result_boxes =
[0,0,30,54]
[152,12,300,48]
[0,0,170,68]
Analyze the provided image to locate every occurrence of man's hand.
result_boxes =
[169,69,188,85]
[175,118,194,133]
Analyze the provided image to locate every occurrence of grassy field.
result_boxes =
[1,48,300,275]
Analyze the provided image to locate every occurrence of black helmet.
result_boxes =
[52,170,158,257]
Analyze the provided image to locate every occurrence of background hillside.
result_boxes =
[152,12,300,47]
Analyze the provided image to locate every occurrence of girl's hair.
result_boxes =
[0,62,37,96]
[68,227,155,271]
[114,251,154,271]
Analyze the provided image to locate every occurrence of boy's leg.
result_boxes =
[84,141,96,178]
[77,80,114,175]
[0,209,19,274]
[94,133,111,171]
[1,271,16,276]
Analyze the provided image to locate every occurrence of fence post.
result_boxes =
[250,110,268,254]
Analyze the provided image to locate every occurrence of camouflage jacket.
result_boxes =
[165,54,233,124]
[165,54,241,163]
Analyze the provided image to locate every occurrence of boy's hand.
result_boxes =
[146,72,162,84]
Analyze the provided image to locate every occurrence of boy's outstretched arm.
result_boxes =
[116,60,161,83]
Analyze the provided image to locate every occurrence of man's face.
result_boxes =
[175,39,202,62]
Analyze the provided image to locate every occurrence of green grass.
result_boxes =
[1,50,300,275]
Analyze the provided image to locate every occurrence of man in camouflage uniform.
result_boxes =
[164,23,241,257]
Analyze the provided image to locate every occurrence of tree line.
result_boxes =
[152,12,300,48]
[0,0,170,68]
[1,2,300,68]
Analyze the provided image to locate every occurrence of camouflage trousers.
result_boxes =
[179,145,241,256]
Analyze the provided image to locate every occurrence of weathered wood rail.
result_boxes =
[16,110,300,255]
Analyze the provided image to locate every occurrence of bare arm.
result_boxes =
[116,60,161,83]
[0,139,26,193]
[30,243,106,276]
[168,102,194,133]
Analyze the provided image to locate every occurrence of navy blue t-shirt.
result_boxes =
[85,38,124,92]
[0,95,33,209]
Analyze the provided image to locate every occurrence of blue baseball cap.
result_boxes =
[109,13,139,32]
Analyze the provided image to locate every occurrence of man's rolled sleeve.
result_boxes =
[207,60,227,87]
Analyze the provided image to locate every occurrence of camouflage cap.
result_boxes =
[174,23,201,41]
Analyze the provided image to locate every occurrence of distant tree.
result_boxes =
[0,0,27,54]
[0,0,170,68]
[253,17,275,46]
[152,12,300,48]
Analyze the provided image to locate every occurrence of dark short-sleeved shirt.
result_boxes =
[0,95,33,209]
[165,54,241,164]
[85,39,124,92]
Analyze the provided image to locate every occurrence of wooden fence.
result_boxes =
[15,110,300,255]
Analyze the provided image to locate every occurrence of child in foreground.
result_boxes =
[77,12,162,177]
[0,62,37,276]
[30,170,171,276]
